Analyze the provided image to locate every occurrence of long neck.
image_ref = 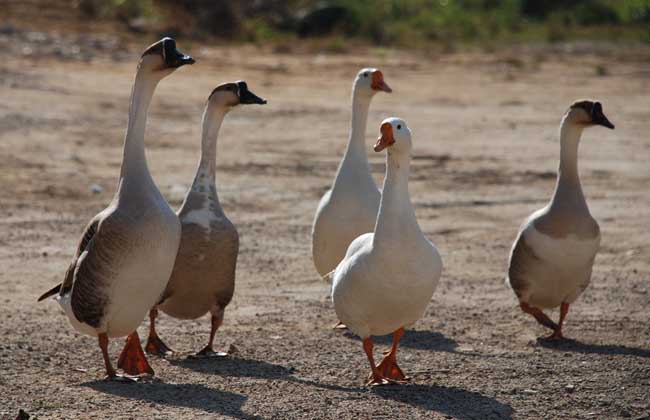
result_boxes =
[373,150,419,243]
[119,67,159,181]
[195,104,227,182]
[550,116,586,210]
[333,89,373,186]
[189,104,226,208]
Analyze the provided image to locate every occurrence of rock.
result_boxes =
[565,384,576,393]
[90,183,103,194]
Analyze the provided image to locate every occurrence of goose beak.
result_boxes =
[594,114,615,129]
[371,70,392,93]
[592,102,614,129]
[374,122,395,152]
[174,52,196,67]
[237,81,267,105]
[160,37,195,68]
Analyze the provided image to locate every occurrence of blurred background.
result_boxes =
[4,0,650,53]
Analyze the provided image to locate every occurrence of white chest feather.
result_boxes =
[523,225,600,268]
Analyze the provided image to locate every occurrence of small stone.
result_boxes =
[565,384,576,393]
[90,184,103,194]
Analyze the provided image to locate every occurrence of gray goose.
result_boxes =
[38,38,194,379]
[145,81,266,357]
[507,100,614,339]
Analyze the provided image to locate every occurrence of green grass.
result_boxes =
[79,0,650,47]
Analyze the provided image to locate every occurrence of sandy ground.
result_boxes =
[1,19,650,420]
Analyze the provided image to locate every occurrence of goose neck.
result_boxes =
[373,151,418,244]
[196,103,228,182]
[120,67,160,181]
[551,117,586,210]
[344,90,372,163]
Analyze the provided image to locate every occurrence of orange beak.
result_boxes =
[371,70,392,93]
[374,122,395,152]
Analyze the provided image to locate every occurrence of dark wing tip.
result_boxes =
[37,283,61,302]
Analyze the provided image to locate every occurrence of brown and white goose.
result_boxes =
[507,100,614,339]
[38,38,194,379]
[145,81,267,357]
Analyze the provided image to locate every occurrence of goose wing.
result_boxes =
[37,217,99,302]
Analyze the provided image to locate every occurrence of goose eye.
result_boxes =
[363,72,368,78]
[397,124,401,129]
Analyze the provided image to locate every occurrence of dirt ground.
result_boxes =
[1,11,650,420]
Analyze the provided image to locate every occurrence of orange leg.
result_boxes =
[193,305,227,358]
[362,337,405,386]
[98,333,117,378]
[117,331,155,376]
[548,302,570,340]
[145,307,173,356]
[520,302,558,331]
[375,327,408,382]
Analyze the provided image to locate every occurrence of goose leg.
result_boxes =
[520,302,558,332]
[375,327,409,382]
[99,333,135,382]
[363,337,400,386]
[193,305,227,358]
[117,331,155,376]
[145,307,173,356]
[548,302,569,340]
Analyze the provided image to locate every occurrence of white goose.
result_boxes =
[311,68,392,278]
[38,38,194,379]
[329,118,442,385]
[507,100,614,339]
[145,81,267,357]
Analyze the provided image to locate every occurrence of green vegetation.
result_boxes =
[80,0,650,47]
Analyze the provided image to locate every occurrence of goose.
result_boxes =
[329,118,443,385]
[311,68,392,278]
[507,100,614,340]
[144,81,267,357]
[37,37,194,379]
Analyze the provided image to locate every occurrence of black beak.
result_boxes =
[172,51,195,67]
[237,81,267,105]
[162,38,195,68]
[592,102,614,129]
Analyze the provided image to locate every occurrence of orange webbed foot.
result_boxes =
[145,333,173,357]
[117,332,155,377]
[376,353,409,382]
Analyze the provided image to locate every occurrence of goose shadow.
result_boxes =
[83,380,258,419]
[169,355,294,380]
[537,338,650,358]
[373,383,513,420]
[345,329,459,353]
[169,356,358,393]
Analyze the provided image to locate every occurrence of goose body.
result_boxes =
[331,118,442,385]
[38,38,194,378]
[507,100,614,339]
[312,68,391,277]
[146,81,267,357]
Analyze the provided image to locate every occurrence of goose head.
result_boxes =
[374,117,411,155]
[565,100,615,130]
[354,68,392,96]
[139,37,195,78]
[207,81,267,111]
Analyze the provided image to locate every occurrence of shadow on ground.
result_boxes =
[538,338,650,358]
[373,383,513,420]
[345,329,459,352]
[170,355,359,393]
[83,381,258,419]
